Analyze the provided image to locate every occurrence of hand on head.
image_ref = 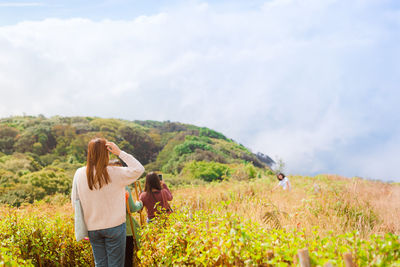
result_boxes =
[105,141,121,156]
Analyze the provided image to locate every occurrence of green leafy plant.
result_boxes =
[182,161,231,182]
[138,208,400,266]
[0,205,93,266]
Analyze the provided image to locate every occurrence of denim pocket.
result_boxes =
[104,223,126,239]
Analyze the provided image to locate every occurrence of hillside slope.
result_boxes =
[0,115,270,205]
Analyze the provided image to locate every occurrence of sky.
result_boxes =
[0,0,399,181]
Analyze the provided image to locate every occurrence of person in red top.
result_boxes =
[139,172,173,222]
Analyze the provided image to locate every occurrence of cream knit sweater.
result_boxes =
[71,151,144,231]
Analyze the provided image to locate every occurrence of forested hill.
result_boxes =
[0,116,272,206]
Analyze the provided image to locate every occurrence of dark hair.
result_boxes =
[276,173,285,181]
[108,158,127,167]
[145,172,162,194]
[108,159,122,166]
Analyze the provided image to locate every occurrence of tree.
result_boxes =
[13,132,36,153]
[0,126,19,154]
[118,126,158,164]
[67,134,91,163]
[199,127,227,140]
[0,184,45,206]
[22,167,72,196]
[273,156,286,174]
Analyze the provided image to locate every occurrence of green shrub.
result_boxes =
[163,175,206,188]
[160,135,214,174]
[187,149,227,164]
[21,167,72,196]
[174,140,212,156]
[245,164,257,179]
[185,135,213,144]
[0,153,40,173]
[0,247,33,267]
[0,208,93,266]
[0,184,45,206]
[161,154,188,174]
[155,134,186,170]
[199,127,227,140]
[182,161,230,182]
[89,118,123,132]
[0,169,17,186]
[138,209,400,266]
[0,125,19,155]
[38,153,62,167]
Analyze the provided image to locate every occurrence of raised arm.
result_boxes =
[271,183,280,192]
[117,151,145,184]
[106,141,145,186]
[160,182,173,201]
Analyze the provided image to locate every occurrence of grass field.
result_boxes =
[171,174,400,237]
[1,174,399,266]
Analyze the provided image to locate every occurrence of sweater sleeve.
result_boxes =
[139,192,149,207]
[71,176,76,207]
[133,201,143,212]
[111,151,145,187]
[161,183,173,201]
[71,167,81,207]
[127,187,143,212]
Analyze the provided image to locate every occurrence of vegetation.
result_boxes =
[181,161,231,182]
[0,202,92,266]
[1,175,399,266]
[0,115,266,206]
[140,211,399,266]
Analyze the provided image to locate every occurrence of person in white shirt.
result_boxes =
[272,173,291,191]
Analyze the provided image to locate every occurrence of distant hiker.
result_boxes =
[71,138,144,267]
[272,173,291,191]
[139,172,173,222]
[109,159,143,267]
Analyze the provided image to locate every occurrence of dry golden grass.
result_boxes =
[4,174,397,240]
[341,176,400,234]
[169,175,400,238]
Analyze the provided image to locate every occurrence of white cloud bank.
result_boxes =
[0,0,399,181]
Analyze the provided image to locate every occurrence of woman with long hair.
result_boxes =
[71,138,144,266]
[139,172,173,222]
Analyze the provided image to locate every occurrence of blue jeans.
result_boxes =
[88,223,126,267]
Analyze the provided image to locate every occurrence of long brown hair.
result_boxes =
[145,172,161,194]
[86,138,110,190]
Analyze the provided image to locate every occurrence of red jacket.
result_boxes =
[139,183,173,219]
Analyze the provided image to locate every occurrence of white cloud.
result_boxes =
[0,1,399,181]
